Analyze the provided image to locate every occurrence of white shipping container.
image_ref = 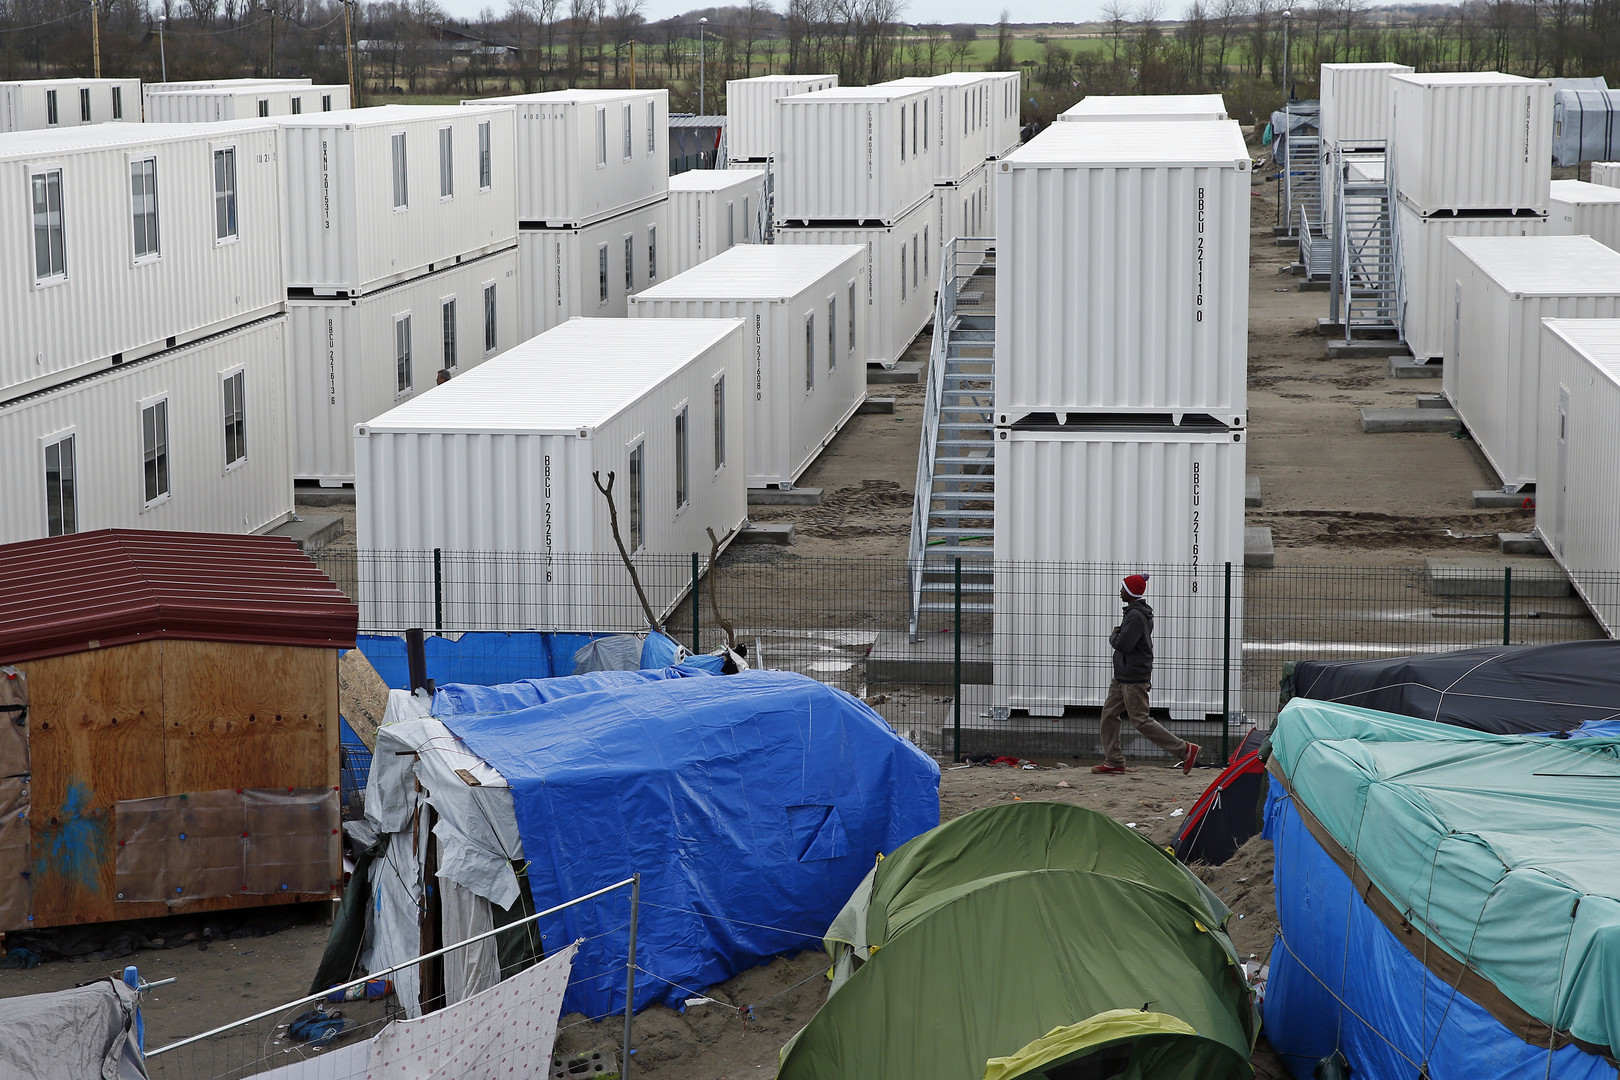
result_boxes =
[776,189,935,368]
[0,316,292,545]
[514,199,670,339]
[0,122,285,398]
[666,168,767,276]
[1389,73,1552,215]
[1592,162,1620,187]
[934,162,992,272]
[883,74,995,185]
[144,84,349,123]
[472,89,668,227]
[143,79,310,114]
[1549,179,1620,250]
[1394,201,1545,362]
[724,74,837,162]
[0,79,141,131]
[278,105,517,294]
[1058,94,1228,123]
[1536,319,1620,634]
[775,85,936,226]
[995,121,1250,423]
[991,424,1246,719]
[1444,234,1620,489]
[984,72,1022,159]
[630,244,868,488]
[288,247,520,485]
[354,318,749,632]
[1318,63,1412,149]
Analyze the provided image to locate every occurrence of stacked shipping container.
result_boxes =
[1549,179,1620,250]
[883,74,1001,270]
[990,115,1248,723]
[0,79,141,132]
[1058,94,1228,122]
[665,168,768,276]
[723,74,837,163]
[144,83,350,122]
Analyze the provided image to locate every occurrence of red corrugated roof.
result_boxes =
[0,529,359,664]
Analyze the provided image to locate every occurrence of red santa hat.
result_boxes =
[1122,573,1150,599]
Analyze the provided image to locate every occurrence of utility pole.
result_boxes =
[89,0,101,78]
[157,15,167,82]
[343,0,358,106]
[698,17,707,114]
[1281,8,1293,108]
[263,4,276,77]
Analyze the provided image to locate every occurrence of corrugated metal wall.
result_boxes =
[514,199,671,339]
[1318,64,1412,149]
[775,91,935,225]
[1391,75,1552,214]
[666,170,767,276]
[724,75,837,163]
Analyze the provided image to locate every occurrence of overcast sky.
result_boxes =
[441,0,1145,28]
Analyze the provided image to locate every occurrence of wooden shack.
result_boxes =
[0,530,358,931]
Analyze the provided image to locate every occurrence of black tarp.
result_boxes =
[1286,640,1620,734]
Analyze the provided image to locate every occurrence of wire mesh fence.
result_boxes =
[313,548,1613,766]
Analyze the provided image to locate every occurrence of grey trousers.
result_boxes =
[1099,680,1187,767]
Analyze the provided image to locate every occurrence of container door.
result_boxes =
[1554,386,1570,558]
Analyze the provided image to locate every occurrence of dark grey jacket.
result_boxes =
[1109,599,1154,683]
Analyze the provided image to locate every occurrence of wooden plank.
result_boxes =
[162,641,340,794]
[20,642,167,929]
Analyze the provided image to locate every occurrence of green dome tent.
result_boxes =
[778,802,1258,1080]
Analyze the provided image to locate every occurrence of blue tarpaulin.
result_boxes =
[436,669,941,1017]
[355,630,685,689]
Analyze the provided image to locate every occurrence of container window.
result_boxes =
[46,89,57,125]
[44,434,77,537]
[80,87,91,122]
[322,94,333,111]
[483,284,497,352]
[392,132,409,208]
[805,312,815,392]
[848,281,856,353]
[222,370,247,467]
[742,196,750,242]
[439,126,454,198]
[598,243,609,303]
[713,376,725,472]
[130,157,160,261]
[292,97,303,115]
[628,443,645,552]
[922,225,929,284]
[395,314,413,395]
[112,86,123,119]
[257,98,269,118]
[31,169,67,283]
[647,225,658,282]
[623,102,633,160]
[596,106,608,166]
[726,201,734,248]
[141,399,170,507]
[647,100,656,153]
[624,234,634,291]
[478,120,492,189]
[899,242,906,302]
[442,298,458,370]
[912,232,919,290]
[911,101,918,158]
[213,148,238,241]
[922,97,928,150]
[898,106,905,161]
[674,405,689,510]
[827,296,836,372]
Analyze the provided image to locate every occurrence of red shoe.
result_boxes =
[1091,763,1127,774]
[1181,743,1201,775]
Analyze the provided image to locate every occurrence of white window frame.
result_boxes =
[742,196,751,243]
[899,242,907,302]
[597,243,610,304]
[291,97,303,115]
[922,225,929,284]
[30,166,67,287]
[391,131,409,210]
[478,120,492,190]
[827,295,837,372]
[80,87,91,123]
[221,366,248,471]
[483,282,498,354]
[848,281,857,355]
[912,232,920,291]
[129,155,160,264]
[712,373,726,474]
[647,99,657,154]
[647,224,658,282]
[42,429,78,538]
[438,125,454,200]
[726,201,735,248]
[627,439,646,553]
[46,89,58,126]
[139,393,171,510]
[673,401,690,513]
[596,106,608,168]
[898,105,905,161]
[112,86,123,120]
[922,96,929,150]
[394,313,414,396]
[622,101,633,161]
[624,233,635,292]
[212,144,239,245]
[805,311,816,393]
[257,98,269,118]
[322,93,333,111]
[441,296,458,372]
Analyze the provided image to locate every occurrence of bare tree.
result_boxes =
[993,7,1015,70]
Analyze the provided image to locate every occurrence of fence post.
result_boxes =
[1502,566,1513,646]
[691,553,701,655]
[1222,561,1232,764]
[432,548,443,633]
[953,556,962,764]
[623,872,640,1080]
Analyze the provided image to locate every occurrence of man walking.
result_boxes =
[1093,573,1200,775]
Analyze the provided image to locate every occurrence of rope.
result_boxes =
[1271,925,1425,1070]
[637,900,827,942]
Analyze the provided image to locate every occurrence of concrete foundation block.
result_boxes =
[1391,355,1444,379]
[737,523,796,545]
[747,487,823,507]
[1246,476,1262,508]
[1473,490,1530,509]
[1245,526,1275,569]
[267,514,345,553]
[1360,408,1460,434]
[1425,557,1571,597]
[1330,339,1407,359]
[857,396,896,414]
[867,362,922,385]
[1499,533,1549,555]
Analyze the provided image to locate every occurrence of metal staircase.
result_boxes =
[908,237,996,640]
[1331,143,1400,340]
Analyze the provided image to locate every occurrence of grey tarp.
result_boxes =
[0,978,147,1080]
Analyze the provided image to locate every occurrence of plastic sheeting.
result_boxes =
[437,669,941,1017]
[0,977,147,1080]
[1288,640,1620,734]
[1554,89,1620,167]
[355,631,684,690]
[1262,784,1615,1079]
